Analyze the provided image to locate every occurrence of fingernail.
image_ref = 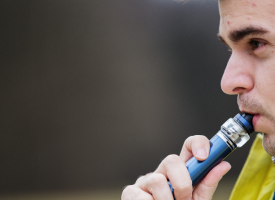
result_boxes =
[196,148,207,158]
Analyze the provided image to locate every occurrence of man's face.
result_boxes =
[219,0,275,155]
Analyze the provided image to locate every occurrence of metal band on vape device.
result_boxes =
[217,131,236,151]
[221,118,250,148]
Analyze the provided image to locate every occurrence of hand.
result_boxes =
[121,135,231,200]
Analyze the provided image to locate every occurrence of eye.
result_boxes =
[248,39,266,50]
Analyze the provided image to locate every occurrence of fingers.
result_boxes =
[122,154,193,200]
[122,185,154,200]
[155,154,192,200]
[122,135,217,200]
[193,161,231,200]
[135,173,174,200]
[180,135,210,162]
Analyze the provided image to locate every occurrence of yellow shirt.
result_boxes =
[229,134,275,200]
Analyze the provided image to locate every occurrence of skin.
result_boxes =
[122,136,230,200]
[219,0,275,156]
[122,0,275,199]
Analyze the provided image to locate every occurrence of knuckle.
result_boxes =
[136,173,152,184]
[195,189,213,200]
[135,175,144,185]
[122,185,153,200]
[184,136,193,143]
[148,173,167,187]
[184,136,196,147]
[174,181,192,193]
[201,179,218,191]
[173,181,193,200]
[164,154,181,165]
[121,185,136,199]
[194,135,209,142]
[186,135,209,150]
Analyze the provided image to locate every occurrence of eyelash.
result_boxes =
[224,39,266,53]
[248,39,265,50]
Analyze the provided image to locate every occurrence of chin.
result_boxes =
[262,133,275,156]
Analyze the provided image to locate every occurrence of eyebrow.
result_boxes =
[217,26,269,45]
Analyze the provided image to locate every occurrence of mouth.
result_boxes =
[240,110,260,129]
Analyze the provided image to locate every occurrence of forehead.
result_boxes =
[219,0,275,36]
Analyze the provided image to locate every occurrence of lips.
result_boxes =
[241,110,261,130]
[252,114,261,130]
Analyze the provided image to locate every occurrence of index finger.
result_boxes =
[155,155,192,200]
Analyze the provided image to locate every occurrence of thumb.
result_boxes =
[192,161,231,200]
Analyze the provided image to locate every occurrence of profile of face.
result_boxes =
[218,0,275,155]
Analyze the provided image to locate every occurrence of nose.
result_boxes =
[221,52,254,95]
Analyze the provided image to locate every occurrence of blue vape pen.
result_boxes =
[168,113,254,198]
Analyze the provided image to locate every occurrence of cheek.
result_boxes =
[255,61,275,110]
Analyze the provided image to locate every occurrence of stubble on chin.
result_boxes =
[262,133,275,156]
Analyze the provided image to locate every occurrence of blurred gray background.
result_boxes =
[0,0,256,198]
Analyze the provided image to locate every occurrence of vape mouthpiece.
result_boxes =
[234,113,254,135]
[242,113,253,125]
